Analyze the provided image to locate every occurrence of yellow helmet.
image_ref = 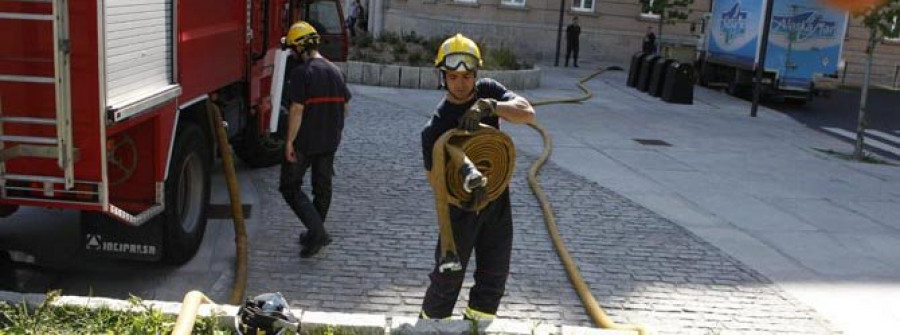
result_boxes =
[284,21,320,49]
[434,33,483,72]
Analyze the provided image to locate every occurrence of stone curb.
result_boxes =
[1,290,634,335]
[338,61,541,90]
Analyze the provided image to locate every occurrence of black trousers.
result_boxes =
[422,190,513,318]
[279,151,335,241]
[565,42,579,66]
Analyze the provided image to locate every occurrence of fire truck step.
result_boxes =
[0,135,57,145]
[1,174,65,184]
[0,13,53,21]
[0,117,56,126]
[0,75,55,84]
[0,144,57,162]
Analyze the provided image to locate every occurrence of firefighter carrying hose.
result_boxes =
[419,34,535,320]
[279,21,351,258]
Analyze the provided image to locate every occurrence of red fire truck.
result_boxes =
[0,0,348,264]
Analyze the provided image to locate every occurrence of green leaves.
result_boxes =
[0,292,226,334]
[856,0,900,42]
[641,0,695,24]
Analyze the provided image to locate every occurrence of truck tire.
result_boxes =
[0,250,13,289]
[236,107,287,168]
[162,122,211,264]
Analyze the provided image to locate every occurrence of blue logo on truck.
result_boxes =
[720,2,749,43]
[772,11,838,42]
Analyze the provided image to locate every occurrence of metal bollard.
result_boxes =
[893,65,899,88]
[842,61,849,85]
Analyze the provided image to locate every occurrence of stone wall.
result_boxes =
[336,61,541,90]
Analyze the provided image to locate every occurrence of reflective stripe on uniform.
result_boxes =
[463,307,495,320]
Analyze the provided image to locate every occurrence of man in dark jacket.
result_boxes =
[565,16,581,67]
[643,26,657,54]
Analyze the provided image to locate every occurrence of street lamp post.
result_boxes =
[555,0,565,66]
[751,0,775,117]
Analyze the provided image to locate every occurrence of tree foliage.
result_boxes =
[641,0,695,23]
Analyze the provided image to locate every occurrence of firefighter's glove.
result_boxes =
[459,98,498,131]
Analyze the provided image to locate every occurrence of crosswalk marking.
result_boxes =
[866,129,900,145]
[822,127,900,156]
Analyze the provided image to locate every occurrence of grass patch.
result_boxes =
[307,324,359,335]
[0,291,228,334]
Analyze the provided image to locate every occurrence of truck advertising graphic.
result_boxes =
[701,0,848,97]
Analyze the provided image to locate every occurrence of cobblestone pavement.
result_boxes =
[238,87,837,335]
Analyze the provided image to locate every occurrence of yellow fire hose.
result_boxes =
[428,125,516,272]
[171,290,215,335]
[205,99,249,306]
[171,100,250,334]
[528,67,647,335]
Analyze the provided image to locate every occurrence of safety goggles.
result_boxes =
[440,53,479,72]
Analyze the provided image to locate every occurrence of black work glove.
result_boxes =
[458,98,498,131]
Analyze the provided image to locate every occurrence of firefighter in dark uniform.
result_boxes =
[419,34,535,320]
[280,21,351,258]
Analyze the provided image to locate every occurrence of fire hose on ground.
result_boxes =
[527,67,647,335]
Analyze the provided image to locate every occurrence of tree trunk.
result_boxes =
[854,30,877,160]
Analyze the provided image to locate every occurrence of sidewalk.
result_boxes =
[508,65,900,335]
[238,67,850,334]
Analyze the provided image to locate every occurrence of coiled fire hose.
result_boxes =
[428,125,516,272]
[528,67,647,335]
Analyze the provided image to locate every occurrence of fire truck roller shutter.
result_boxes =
[104,0,175,109]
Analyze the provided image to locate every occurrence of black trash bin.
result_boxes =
[637,55,661,92]
[649,58,676,97]
[627,52,647,88]
[661,62,695,104]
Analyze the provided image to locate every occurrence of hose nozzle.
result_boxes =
[461,159,487,193]
[439,252,463,273]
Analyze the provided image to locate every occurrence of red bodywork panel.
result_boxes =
[178,0,247,102]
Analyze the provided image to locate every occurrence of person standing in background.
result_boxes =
[642,26,657,54]
[565,16,581,67]
[346,0,361,37]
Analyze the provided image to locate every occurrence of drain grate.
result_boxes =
[207,204,253,219]
[633,138,672,146]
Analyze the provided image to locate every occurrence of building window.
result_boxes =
[571,0,593,12]
[501,0,526,7]
[887,16,899,43]
[641,0,661,20]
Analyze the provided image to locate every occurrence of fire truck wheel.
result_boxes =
[0,250,13,289]
[236,108,286,168]
[162,122,212,264]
